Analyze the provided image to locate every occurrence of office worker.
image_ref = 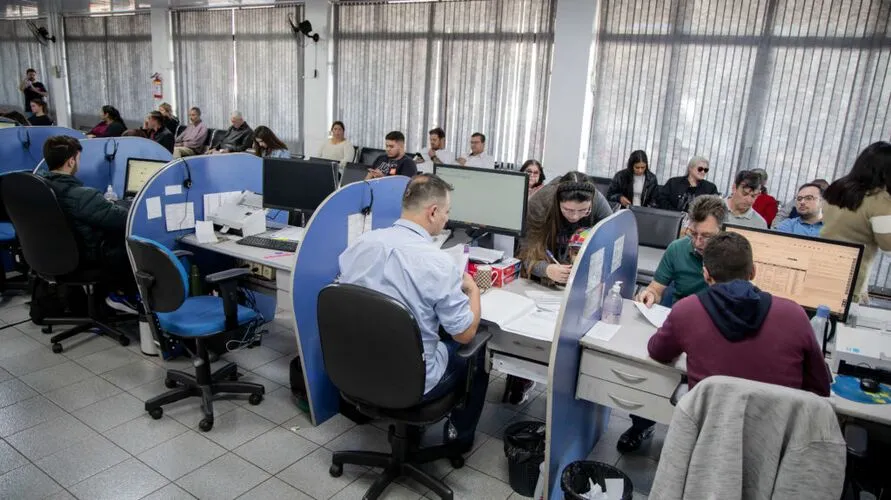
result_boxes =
[338,174,487,453]
[87,105,127,138]
[725,170,768,228]
[520,172,613,285]
[158,102,179,135]
[521,159,545,199]
[821,141,891,304]
[750,168,779,227]
[208,111,253,154]
[607,149,658,208]
[648,232,831,395]
[173,107,208,158]
[656,156,718,212]
[457,133,495,169]
[27,98,53,126]
[252,126,290,159]
[19,68,47,113]
[146,111,174,153]
[415,127,456,169]
[316,121,354,166]
[772,178,829,228]
[367,130,418,179]
[775,183,824,237]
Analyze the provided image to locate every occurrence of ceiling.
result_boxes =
[1,0,299,18]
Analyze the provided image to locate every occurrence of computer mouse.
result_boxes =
[860,378,880,393]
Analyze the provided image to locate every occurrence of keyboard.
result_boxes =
[236,235,298,253]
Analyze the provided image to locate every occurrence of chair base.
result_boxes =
[43,315,132,353]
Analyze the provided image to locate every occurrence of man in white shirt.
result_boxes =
[457,133,495,169]
[415,127,456,172]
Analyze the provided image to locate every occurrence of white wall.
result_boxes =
[150,7,174,114]
[302,0,332,157]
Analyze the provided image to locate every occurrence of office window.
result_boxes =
[64,13,153,129]
[0,19,51,111]
[334,0,555,165]
[174,4,304,151]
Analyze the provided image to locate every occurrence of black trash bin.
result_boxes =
[561,460,633,500]
[503,421,546,497]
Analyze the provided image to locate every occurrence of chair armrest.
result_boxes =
[845,423,868,458]
[670,376,688,406]
[173,250,193,258]
[206,268,252,331]
[456,330,492,359]
[206,267,251,284]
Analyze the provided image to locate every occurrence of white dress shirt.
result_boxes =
[462,152,495,169]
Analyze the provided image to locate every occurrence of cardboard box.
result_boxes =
[469,257,522,288]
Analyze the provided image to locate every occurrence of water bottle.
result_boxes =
[104,184,118,201]
[189,264,202,297]
[602,281,624,324]
[810,305,830,349]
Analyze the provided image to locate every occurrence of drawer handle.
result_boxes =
[512,340,545,351]
[608,394,644,410]
[610,368,647,383]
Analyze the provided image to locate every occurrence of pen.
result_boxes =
[545,250,561,265]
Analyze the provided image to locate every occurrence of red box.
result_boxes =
[469,258,522,288]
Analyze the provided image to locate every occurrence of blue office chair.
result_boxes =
[127,235,265,431]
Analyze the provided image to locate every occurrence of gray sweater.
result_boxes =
[650,376,845,500]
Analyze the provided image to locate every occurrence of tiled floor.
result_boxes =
[0,295,658,499]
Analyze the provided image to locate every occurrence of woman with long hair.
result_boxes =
[317,121,354,166]
[158,102,179,135]
[821,141,891,303]
[27,99,53,126]
[252,126,290,158]
[87,105,126,138]
[607,149,659,208]
[520,159,546,199]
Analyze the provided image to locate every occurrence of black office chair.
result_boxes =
[1,172,130,352]
[629,206,685,249]
[203,128,218,151]
[318,283,492,500]
[590,176,612,198]
[0,175,30,294]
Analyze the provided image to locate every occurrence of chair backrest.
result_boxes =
[1,172,80,276]
[126,236,188,313]
[175,124,185,137]
[204,128,217,148]
[630,206,685,249]
[317,283,427,409]
[590,176,611,197]
[358,147,385,166]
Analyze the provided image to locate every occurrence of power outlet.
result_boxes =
[262,265,274,280]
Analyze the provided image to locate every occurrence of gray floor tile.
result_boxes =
[235,371,282,395]
[332,471,423,500]
[243,386,301,424]
[224,346,285,371]
[433,466,514,500]
[0,304,31,323]
[259,328,297,355]
[157,395,241,430]
[615,454,658,495]
[291,412,355,446]
[251,356,291,386]
[68,457,169,500]
[238,477,311,500]
[46,490,77,500]
[0,463,64,499]
[633,492,649,500]
[233,426,318,474]
[327,423,391,454]
[6,414,98,462]
[104,413,190,455]
[72,391,145,432]
[0,438,28,475]
[58,333,118,360]
[0,346,67,377]
[102,359,166,390]
[36,434,130,487]
[0,378,37,408]
[0,332,42,361]
[485,376,508,403]
[638,424,668,462]
[44,376,122,412]
[76,346,143,375]
[142,482,196,500]
[586,420,626,467]
[201,407,276,450]
[0,367,12,384]
[520,393,548,421]
[20,361,95,394]
[277,447,365,499]
[138,430,227,480]
[0,395,65,437]
[466,437,510,484]
[176,453,270,500]
[477,403,520,439]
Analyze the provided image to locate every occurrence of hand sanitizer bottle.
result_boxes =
[104,185,118,201]
[602,281,624,324]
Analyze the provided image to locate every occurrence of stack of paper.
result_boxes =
[481,289,559,342]
[633,302,671,328]
[469,246,504,264]
[525,290,562,312]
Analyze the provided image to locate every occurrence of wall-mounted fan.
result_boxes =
[27,20,56,46]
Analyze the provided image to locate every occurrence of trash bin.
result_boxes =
[503,421,546,497]
[561,460,633,500]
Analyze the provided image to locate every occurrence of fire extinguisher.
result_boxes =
[151,72,163,100]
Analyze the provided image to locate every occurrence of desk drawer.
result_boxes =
[488,328,551,364]
[576,374,675,425]
[580,349,681,398]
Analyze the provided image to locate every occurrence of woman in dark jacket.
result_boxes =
[607,150,658,208]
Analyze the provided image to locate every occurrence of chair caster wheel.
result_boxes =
[329,463,343,478]
[42,326,53,334]
[164,378,178,389]
[51,343,63,354]
[149,408,163,420]
[199,418,214,432]
[449,457,464,469]
[248,393,263,405]
[119,336,130,347]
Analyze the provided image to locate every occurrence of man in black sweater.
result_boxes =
[209,111,254,154]
[367,130,418,179]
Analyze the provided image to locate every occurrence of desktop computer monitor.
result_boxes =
[433,164,529,237]
[724,225,864,322]
[0,121,17,129]
[263,158,337,215]
[125,158,168,197]
[340,163,369,188]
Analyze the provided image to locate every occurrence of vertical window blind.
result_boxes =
[0,19,51,111]
[64,13,153,129]
[334,0,555,165]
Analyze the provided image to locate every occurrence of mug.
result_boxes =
[473,265,501,291]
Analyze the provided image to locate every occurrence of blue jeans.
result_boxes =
[423,340,489,445]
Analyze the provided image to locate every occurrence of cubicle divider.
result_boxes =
[290,176,409,425]
[0,126,85,174]
[544,210,638,499]
[34,137,172,194]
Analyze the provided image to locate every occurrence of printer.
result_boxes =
[833,306,891,384]
[208,191,266,237]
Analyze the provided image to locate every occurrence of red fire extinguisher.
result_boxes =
[151,73,163,100]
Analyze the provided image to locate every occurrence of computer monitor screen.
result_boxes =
[340,163,369,188]
[0,121,17,129]
[125,158,168,196]
[433,164,528,237]
[263,158,337,213]
[724,225,864,321]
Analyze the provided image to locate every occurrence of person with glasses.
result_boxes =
[520,159,545,199]
[771,178,829,228]
[623,195,727,453]
[775,183,824,237]
[456,133,495,169]
[656,156,718,212]
[725,170,768,228]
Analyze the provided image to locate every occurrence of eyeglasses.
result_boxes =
[796,195,817,202]
[697,167,710,173]
[687,229,716,242]
[560,206,592,217]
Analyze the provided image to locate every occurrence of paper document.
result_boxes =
[481,289,559,341]
[145,196,162,220]
[165,202,195,231]
[271,226,305,242]
[203,191,242,219]
[524,290,562,312]
[194,220,218,244]
[469,246,504,264]
[582,321,621,342]
[634,301,671,328]
[443,244,469,274]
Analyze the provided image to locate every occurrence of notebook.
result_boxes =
[481,289,560,342]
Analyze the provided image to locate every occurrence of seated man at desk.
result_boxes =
[41,136,137,314]
[366,131,418,179]
[775,183,824,237]
[724,170,768,229]
[648,231,831,395]
[338,174,487,452]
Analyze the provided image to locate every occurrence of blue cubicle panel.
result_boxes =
[0,126,85,174]
[34,137,172,195]
[544,210,638,499]
[290,176,409,425]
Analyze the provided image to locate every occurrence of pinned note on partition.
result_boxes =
[145,196,162,220]
[165,202,195,231]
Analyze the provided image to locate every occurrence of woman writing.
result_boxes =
[607,150,658,208]
[87,105,126,138]
[27,99,53,126]
[252,126,290,159]
[520,160,545,199]
[317,121,354,166]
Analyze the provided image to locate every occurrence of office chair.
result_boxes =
[127,236,265,431]
[1,172,130,352]
[629,206,685,249]
[590,176,612,198]
[317,283,492,500]
[0,175,29,294]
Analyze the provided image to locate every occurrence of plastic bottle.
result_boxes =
[602,281,624,324]
[810,305,830,349]
[103,185,118,201]
[189,264,203,297]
